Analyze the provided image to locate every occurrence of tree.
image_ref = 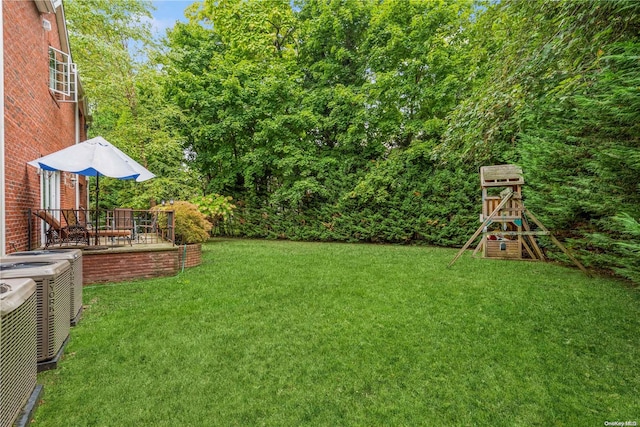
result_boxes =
[65,0,154,119]
[363,0,474,149]
[442,0,640,275]
[161,0,640,283]
[65,0,200,208]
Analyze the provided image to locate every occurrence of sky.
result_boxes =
[149,0,197,37]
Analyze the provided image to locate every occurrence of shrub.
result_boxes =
[191,194,236,235]
[154,201,212,244]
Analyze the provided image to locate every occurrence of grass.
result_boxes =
[33,239,639,426]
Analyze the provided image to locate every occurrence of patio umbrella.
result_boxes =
[28,136,155,244]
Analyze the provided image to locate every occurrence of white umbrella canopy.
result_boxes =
[28,136,155,182]
[28,136,155,245]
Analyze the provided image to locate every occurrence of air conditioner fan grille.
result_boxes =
[35,267,71,361]
[0,293,37,427]
[70,257,83,320]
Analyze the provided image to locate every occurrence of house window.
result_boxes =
[48,46,77,102]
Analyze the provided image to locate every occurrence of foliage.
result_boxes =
[65,0,202,210]
[439,0,640,279]
[64,0,155,112]
[191,194,237,234]
[591,213,640,284]
[154,201,212,244]
[613,214,640,283]
[162,0,479,244]
[228,153,477,246]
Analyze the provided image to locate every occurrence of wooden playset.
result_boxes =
[449,164,589,275]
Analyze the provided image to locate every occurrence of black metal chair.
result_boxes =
[61,209,90,245]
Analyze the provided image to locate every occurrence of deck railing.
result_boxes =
[27,208,175,250]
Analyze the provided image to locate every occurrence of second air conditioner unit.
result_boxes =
[7,249,83,326]
[0,260,71,370]
[0,278,38,427]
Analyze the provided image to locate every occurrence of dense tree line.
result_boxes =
[66,0,639,282]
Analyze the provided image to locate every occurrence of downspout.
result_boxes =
[74,90,79,209]
[0,1,6,256]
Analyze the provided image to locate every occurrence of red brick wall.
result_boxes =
[82,248,180,285]
[3,1,85,253]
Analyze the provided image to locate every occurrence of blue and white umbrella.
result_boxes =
[28,136,154,182]
[28,136,155,244]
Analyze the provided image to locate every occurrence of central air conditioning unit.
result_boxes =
[0,278,37,427]
[0,260,71,371]
[8,249,83,326]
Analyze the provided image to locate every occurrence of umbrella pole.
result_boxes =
[94,174,100,246]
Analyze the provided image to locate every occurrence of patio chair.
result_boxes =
[113,208,134,245]
[61,209,90,245]
[33,210,69,247]
[78,207,91,228]
[135,211,157,243]
[86,209,133,246]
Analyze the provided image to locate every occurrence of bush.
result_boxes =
[191,194,236,235]
[154,201,212,244]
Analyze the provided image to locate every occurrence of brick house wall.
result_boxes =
[2,1,87,254]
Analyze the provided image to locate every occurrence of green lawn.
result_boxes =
[34,239,639,426]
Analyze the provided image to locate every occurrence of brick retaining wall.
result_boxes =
[177,243,202,269]
[82,246,180,285]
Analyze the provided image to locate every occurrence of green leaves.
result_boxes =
[70,0,640,282]
[65,0,203,208]
[441,0,640,277]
